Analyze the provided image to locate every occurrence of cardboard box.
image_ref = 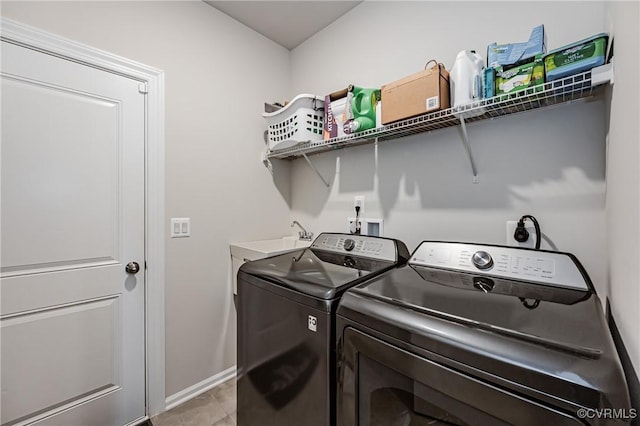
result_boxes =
[324,87,349,140]
[495,55,544,95]
[324,86,381,139]
[381,62,450,125]
[487,25,546,68]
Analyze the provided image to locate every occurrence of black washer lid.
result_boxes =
[239,233,409,300]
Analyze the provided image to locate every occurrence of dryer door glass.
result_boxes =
[339,328,584,426]
[359,355,485,426]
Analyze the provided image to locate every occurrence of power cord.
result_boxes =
[354,205,361,235]
[514,215,541,249]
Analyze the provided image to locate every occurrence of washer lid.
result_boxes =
[239,246,397,300]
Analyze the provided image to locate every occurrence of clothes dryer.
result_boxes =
[337,241,633,425]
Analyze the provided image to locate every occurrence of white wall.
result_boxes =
[0,0,292,397]
[289,2,610,299]
[605,1,640,374]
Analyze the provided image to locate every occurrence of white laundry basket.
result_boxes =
[262,94,324,151]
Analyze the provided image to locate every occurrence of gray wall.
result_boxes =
[0,1,292,397]
[604,1,640,374]
[288,1,609,299]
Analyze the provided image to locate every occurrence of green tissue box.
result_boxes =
[495,55,544,95]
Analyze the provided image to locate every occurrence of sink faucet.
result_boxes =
[291,221,313,241]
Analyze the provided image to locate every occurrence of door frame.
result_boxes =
[0,17,167,419]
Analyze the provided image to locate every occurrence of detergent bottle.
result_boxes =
[450,50,484,108]
[344,86,380,133]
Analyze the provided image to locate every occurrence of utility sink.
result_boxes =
[230,236,312,261]
[230,236,312,296]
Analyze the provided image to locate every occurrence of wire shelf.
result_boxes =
[267,70,605,160]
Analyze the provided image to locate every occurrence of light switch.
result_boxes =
[171,218,191,238]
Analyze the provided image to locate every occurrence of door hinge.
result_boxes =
[138,83,148,94]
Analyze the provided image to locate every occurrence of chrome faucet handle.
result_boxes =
[297,230,313,241]
[292,221,312,240]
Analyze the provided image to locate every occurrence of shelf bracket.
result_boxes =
[459,116,479,184]
[261,150,273,174]
[301,151,330,188]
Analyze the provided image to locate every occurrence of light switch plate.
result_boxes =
[171,218,191,238]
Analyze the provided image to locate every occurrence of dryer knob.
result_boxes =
[344,239,356,251]
[472,251,493,270]
[474,277,495,293]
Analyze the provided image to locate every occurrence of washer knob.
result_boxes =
[344,239,356,251]
[343,256,356,268]
[472,251,493,270]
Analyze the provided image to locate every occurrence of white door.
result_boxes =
[1,40,146,426]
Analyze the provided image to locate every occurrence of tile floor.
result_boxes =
[151,377,236,426]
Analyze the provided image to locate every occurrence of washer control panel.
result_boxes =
[410,242,588,291]
[311,233,398,261]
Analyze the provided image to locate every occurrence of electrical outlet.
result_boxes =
[171,218,191,238]
[347,217,366,235]
[506,220,536,248]
[354,196,365,212]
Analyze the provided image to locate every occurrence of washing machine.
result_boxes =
[336,241,633,425]
[237,232,409,426]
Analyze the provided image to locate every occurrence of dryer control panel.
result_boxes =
[311,233,398,261]
[410,242,588,291]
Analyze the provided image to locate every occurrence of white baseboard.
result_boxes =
[164,365,237,412]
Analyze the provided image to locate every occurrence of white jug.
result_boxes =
[450,50,484,108]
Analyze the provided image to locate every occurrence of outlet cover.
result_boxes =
[506,220,536,248]
[365,218,383,237]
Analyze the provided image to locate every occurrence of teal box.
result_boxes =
[483,67,495,98]
[487,25,546,68]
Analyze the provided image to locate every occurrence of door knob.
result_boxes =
[125,261,140,274]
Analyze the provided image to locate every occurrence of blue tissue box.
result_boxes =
[487,25,546,68]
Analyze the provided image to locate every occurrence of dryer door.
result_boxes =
[337,327,584,426]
